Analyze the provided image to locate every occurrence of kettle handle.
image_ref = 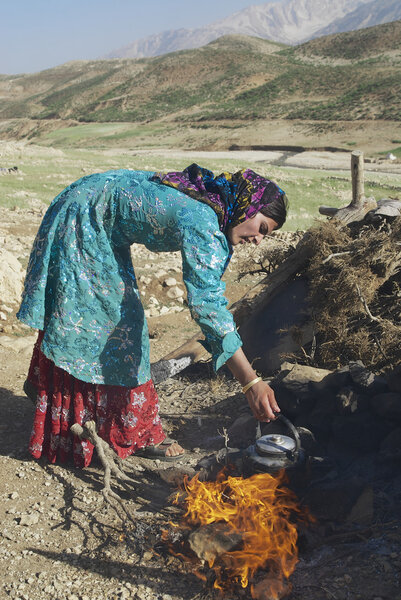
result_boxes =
[255,413,301,458]
[277,413,301,458]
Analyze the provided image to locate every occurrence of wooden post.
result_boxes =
[351,150,364,208]
[319,150,377,223]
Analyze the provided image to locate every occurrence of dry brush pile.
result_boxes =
[300,217,401,373]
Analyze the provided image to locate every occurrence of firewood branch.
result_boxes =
[354,284,380,323]
[322,251,352,265]
[70,421,137,524]
[354,284,387,360]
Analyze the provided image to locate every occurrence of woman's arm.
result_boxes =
[226,348,280,422]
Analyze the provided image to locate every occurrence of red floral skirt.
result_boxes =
[27,332,165,467]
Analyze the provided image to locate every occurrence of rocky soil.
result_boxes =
[0,164,400,600]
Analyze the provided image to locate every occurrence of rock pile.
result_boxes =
[271,361,401,460]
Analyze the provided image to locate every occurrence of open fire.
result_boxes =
[169,469,309,599]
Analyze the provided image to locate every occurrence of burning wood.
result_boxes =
[168,469,310,598]
[188,522,243,563]
[252,576,291,600]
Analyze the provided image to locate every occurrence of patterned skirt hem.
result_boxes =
[27,332,165,467]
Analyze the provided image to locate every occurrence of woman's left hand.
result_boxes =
[226,348,281,421]
[244,379,280,422]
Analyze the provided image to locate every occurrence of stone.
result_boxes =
[380,428,401,459]
[166,286,184,299]
[0,248,25,305]
[348,361,387,394]
[0,335,37,355]
[252,577,291,600]
[386,365,401,394]
[296,426,323,456]
[346,485,374,525]
[275,362,333,398]
[155,269,167,278]
[331,413,390,451]
[309,366,352,396]
[227,413,258,447]
[157,465,196,486]
[18,513,39,526]
[304,478,373,524]
[271,363,334,418]
[189,522,242,563]
[370,392,401,420]
[271,388,315,419]
[295,387,339,440]
[335,387,370,415]
[2,304,14,313]
[163,277,177,287]
[170,305,184,313]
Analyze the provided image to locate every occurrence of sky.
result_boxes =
[0,0,282,75]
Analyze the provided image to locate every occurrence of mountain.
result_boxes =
[1,21,400,133]
[314,0,401,37]
[104,0,400,59]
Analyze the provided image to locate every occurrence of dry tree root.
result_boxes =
[70,421,137,525]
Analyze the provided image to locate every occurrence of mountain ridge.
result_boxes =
[104,0,400,59]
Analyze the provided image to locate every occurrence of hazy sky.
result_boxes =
[0,0,282,75]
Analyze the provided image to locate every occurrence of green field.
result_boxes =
[1,143,400,231]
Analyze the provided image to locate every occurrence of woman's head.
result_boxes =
[227,173,289,245]
[227,168,289,231]
[151,163,289,235]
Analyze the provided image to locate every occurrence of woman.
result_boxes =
[17,163,288,467]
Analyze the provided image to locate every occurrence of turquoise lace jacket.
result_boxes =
[17,169,242,387]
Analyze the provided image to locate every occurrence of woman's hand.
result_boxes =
[244,379,280,422]
[226,348,281,421]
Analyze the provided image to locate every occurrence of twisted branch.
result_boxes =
[70,421,137,524]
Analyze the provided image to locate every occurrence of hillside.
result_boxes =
[0,23,400,150]
[292,18,401,59]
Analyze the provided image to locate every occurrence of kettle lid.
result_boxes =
[255,434,296,457]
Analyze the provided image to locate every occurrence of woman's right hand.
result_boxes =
[244,379,280,422]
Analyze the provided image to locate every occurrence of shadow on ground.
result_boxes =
[0,386,34,459]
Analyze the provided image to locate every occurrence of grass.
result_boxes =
[385,146,401,158]
[1,142,400,231]
[37,122,171,147]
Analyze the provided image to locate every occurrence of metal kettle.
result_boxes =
[243,414,305,475]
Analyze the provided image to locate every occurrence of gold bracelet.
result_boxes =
[242,377,262,394]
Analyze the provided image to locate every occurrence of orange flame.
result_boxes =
[175,469,307,597]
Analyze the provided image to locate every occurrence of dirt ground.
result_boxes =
[0,153,400,600]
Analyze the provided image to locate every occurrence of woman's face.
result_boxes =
[228,213,279,246]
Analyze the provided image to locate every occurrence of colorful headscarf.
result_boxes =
[151,163,288,233]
